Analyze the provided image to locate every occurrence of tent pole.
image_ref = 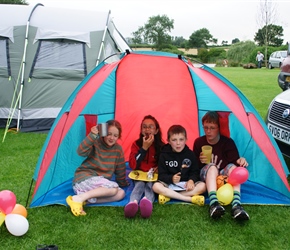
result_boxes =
[16,3,43,131]
[95,10,111,66]
[25,178,34,208]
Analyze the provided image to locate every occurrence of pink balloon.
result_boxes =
[228,167,249,186]
[0,190,17,215]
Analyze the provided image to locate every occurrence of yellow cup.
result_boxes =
[202,145,212,164]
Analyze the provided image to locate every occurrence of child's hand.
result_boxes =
[199,152,208,164]
[237,157,248,167]
[185,180,195,191]
[172,172,181,183]
[142,134,154,150]
[91,125,99,135]
[211,154,223,169]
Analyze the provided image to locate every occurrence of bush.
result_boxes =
[197,48,227,63]
[227,41,256,64]
[228,61,240,67]
[207,48,227,63]
[161,45,185,55]
[198,48,209,63]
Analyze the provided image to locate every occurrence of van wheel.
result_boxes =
[268,63,273,69]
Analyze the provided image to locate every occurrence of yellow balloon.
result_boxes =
[0,211,5,226]
[217,183,234,206]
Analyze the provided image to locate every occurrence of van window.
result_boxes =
[281,51,287,58]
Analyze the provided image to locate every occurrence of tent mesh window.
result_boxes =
[0,37,11,77]
[29,39,87,80]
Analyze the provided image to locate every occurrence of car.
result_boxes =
[266,89,290,158]
[268,50,287,69]
[277,53,290,91]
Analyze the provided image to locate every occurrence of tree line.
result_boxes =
[0,0,27,4]
[2,0,286,66]
[128,14,286,66]
[129,15,284,49]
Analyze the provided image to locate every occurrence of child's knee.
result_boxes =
[117,189,125,200]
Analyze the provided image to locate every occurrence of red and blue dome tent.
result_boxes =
[28,51,290,207]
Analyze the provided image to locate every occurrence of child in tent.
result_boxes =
[66,119,129,216]
[193,111,249,220]
[152,125,206,206]
[124,115,165,218]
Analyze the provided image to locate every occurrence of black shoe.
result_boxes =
[209,201,225,219]
[36,245,58,250]
[231,204,250,221]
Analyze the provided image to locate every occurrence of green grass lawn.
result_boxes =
[0,67,289,250]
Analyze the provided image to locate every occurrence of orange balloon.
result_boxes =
[11,204,28,218]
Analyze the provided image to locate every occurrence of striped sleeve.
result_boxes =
[77,132,96,157]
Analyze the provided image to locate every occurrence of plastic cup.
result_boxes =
[202,145,212,164]
[97,123,108,137]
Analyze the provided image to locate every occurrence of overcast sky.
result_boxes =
[27,0,290,44]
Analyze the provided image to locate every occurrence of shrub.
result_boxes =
[207,48,227,63]
[227,41,256,64]
[198,48,209,63]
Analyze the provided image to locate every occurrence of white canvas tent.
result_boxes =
[0,4,131,132]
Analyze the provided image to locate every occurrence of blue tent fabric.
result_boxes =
[31,164,290,207]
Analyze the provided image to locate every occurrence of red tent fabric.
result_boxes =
[115,53,199,159]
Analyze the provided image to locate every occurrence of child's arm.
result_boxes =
[128,142,147,170]
[115,152,129,187]
[77,130,96,157]
[187,154,201,183]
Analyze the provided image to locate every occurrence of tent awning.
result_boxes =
[0,26,14,42]
[34,28,91,47]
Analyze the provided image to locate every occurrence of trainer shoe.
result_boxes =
[191,195,205,206]
[209,201,225,219]
[231,204,250,221]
